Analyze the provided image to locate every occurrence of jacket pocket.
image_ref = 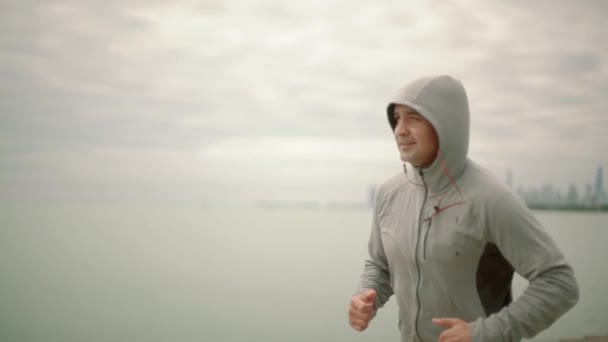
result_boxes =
[425,230,476,262]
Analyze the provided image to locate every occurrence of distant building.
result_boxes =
[594,166,607,206]
[540,183,562,206]
[582,183,593,207]
[567,183,579,206]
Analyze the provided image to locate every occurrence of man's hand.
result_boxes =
[432,318,471,342]
[348,289,376,332]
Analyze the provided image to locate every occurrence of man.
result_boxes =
[348,75,579,342]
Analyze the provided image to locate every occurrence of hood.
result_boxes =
[387,74,470,193]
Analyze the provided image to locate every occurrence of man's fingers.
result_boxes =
[432,317,464,328]
[438,329,451,342]
[349,317,368,332]
[349,304,373,320]
[434,318,470,342]
[361,289,377,303]
[349,309,371,321]
[440,335,459,342]
[348,292,375,333]
[351,297,374,313]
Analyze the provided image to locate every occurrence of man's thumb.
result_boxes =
[361,289,376,303]
[432,318,462,328]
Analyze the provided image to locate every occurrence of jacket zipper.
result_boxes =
[422,217,432,260]
[414,169,428,342]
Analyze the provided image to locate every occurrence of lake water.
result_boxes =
[0,205,606,342]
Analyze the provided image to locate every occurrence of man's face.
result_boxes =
[393,104,439,168]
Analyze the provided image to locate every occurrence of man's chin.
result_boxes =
[400,154,423,168]
[399,153,411,163]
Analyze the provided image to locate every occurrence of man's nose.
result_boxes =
[395,120,409,135]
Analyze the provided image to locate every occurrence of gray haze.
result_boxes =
[1,0,607,205]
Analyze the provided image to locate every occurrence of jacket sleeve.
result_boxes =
[470,193,579,342]
[357,194,394,312]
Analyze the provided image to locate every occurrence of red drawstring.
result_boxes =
[423,149,464,221]
[401,149,465,221]
[438,150,464,198]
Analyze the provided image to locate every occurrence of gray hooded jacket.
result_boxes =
[358,75,579,342]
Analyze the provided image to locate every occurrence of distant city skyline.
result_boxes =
[506,165,604,190]
[511,165,607,209]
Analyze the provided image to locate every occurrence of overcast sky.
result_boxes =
[1,0,607,205]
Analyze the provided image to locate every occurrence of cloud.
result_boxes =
[1,0,607,203]
[199,136,395,162]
